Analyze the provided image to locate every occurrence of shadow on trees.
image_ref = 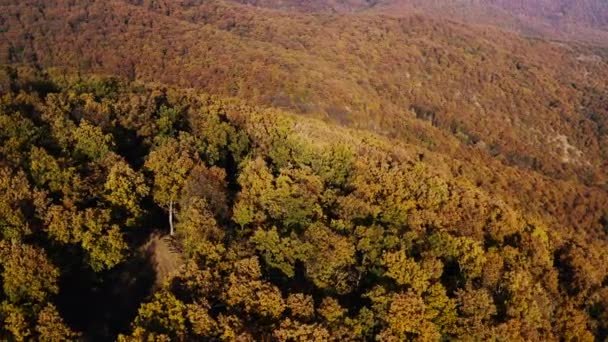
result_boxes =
[54,245,157,341]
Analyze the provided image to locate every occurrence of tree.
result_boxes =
[382,249,442,295]
[424,283,457,336]
[0,112,39,166]
[188,104,250,166]
[273,319,330,342]
[78,208,128,271]
[177,197,225,262]
[317,297,345,324]
[379,291,440,341]
[35,304,79,342]
[251,227,312,277]
[28,147,79,197]
[0,167,33,240]
[428,232,487,280]
[232,158,274,227]
[0,241,59,303]
[145,133,200,235]
[156,105,183,139]
[180,164,230,220]
[44,206,127,271]
[125,291,188,340]
[554,302,594,342]
[286,293,315,320]
[454,287,497,339]
[104,158,149,226]
[269,167,324,228]
[0,302,30,341]
[241,110,303,169]
[73,120,114,160]
[233,158,324,229]
[303,224,356,294]
[186,302,217,337]
[224,257,285,319]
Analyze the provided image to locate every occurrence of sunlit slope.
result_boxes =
[2,0,608,237]
[1,68,608,339]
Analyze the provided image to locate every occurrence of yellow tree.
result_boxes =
[0,167,33,240]
[303,224,356,294]
[145,133,200,235]
[35,304,79,342]
[0,241,59,303]
[176,197,224,263]
[104,158,149,226]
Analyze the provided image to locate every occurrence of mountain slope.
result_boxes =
[1,0,607,234]
[1,66,608,340]
[370,0,608,46]
[218,0,608,45]
[2,0,608,181]
[2,0,608,340]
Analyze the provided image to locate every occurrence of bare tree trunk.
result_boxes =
[169,200,174,236]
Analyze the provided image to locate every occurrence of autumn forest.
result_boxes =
[1,0,608,341]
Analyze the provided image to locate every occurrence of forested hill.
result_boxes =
[1,66,608,341]
[228,0,377,13]
[2,0,608,188]
[370,0,608,46]
[2,0,608,340]
[224,0,608,45]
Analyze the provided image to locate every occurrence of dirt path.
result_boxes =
[142,233,184,288]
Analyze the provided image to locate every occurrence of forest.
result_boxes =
[0,65,607,341]
[1,0,608,341]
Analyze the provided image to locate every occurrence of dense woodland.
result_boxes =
[2,0,608,341]
[4,0,608,186]
[3,0,608,239]
[0,65,607,341]
[231,0,608,44]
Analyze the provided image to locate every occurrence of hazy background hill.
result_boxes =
[373,0,608,46]
[229,0,376,12]
[222,0,608,45]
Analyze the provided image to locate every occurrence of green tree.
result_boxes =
[233,158,324,229]
[44,206,127,271]
[188,104,250,165]
[251,227,312,277]
[28,147,78,196]
[156,105,183,138]
[383,249,442,294]
[78,208,128,271]
[0,112,39,166]
[303,224,356,294]
[104,159,149,225]
[124,291,188,341]
[73,120,114,160]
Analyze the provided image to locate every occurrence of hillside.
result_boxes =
[1,0,608,340]
[222,0,608,45]
[370,0,608,46]
[2,0,608,230]
[0,66,607,341]
[229,0,376,12]
[3,0,608,183]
